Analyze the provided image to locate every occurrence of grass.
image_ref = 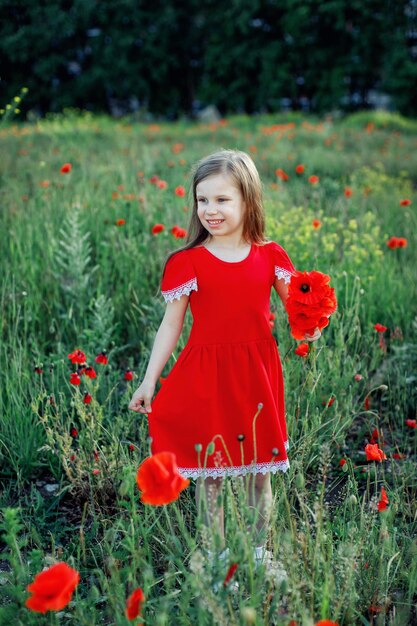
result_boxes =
[0,109,416,625]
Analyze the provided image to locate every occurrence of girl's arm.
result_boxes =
[273,277,321,342]
[129,296,189,413]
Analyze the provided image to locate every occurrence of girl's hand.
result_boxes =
[128,380,155,414]
[304,328,322,342]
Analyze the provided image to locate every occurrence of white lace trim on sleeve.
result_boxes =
[161,277,198,302]
[274,265,292,285]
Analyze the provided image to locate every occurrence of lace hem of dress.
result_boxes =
[161,278,198,302]
[177,440,290,479]
[274,266,293,285]
[178,458,290,479]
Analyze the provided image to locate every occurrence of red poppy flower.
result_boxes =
[406,419,417,428]
[378,486,389,512]
[308,175,319,184]
[125,370,134,381]
[39,180,50,188]
[275,168,289,181]
[295,164,305,174]
[95,352,108,365]
[84,366,97,379]
[115,218,125,226]
[354,374,363,381]
[151,223,165,235]
[374,323,387,333]
[294,342,309,357]
[344,187,352,197]
[126,587,145,621]
[365,443,387,462]
[60,163,72,174]
[339,458,346,467]
[83,392,92,404]
[397,237,407,247]
[399,198,411,206]
[156,179,167,189]
[223,563,238,586]
[171,226,187,238]
[149,175,159,184]
[315,621,340,626]
[68,349,86,364]
[70,427,78,437]
[288,271,336,306]
[92,468,100,475]
[171,142,184,154]
[175,185,186,197]
[34,366,43,374]
[312,219,322,229]
[392,452,406,459]
[129,443,135,451]
[136,451,190,505]
[369,428,380,444]
[364,395,370,410]
[386,236,399,249]
[326,396,335,407]
[70,373,81,386]
[25,562,80,613]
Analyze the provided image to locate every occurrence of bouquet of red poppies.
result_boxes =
[286,270,338,340]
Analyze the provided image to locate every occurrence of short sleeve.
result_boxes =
[160,251,198,303]
[269,241,296,285]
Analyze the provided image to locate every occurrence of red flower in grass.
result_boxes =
[294,342,309,357]
[83,392,92,404]
[365,443,387,462]
[406,419,417,429]
[124,370,134,381]
[60,163,72,174]
[25,562,80,613]
[286,270,337,340]
[70,373,81,386]
[308,175,319,185]
[315,621,340,626]
[84,366,97,379]
[386,236,408,249]
[175,185,186,197]
[95,352,108,365]
[171,225,187,238]
[223,563,238,587]
[115,218,126,226]
[156,179,167,189]
[339,459,346,467]
[136,451,190,505]
[378,486,389,512]
[68,349,86,364]
[312,219,322,229]
[344,187,353,197]
[374,323,387,332]
[295,164,305,174]
[275,168,289,181]
[151,223,165,235]
[70,427,78,437]
[397,237,408,247]
[126,587,145,621]
[399,198,411,206]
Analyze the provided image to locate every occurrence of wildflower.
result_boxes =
[378,486,389,512]
[93,449,100,461]
[171,143,184,154]
[344,187,352,197]
[354,374,363,381]
[171,225,187,238]
[92,468,100,475]
[308,175,319,184]
[84,366,97,379]
[365,443,387,462]
[68,349,86,364]
[136,451,190,505]
[70,427,78,438]
[237,434,245,442]
[129,443,135,451]
[399,198,411,206]
[386,236,407,249]
[39,180,50,188]
[83,392,92,404]
[312,219,322,229]
[374,323,387,333]
[392,452,406,459]
[223,563,238,587]
[175,185,186,197]
[295,164,305,174]
[294,342,309,357]
[369,428,380,444]
[327,396,335,407]
[125,587,145,621]
[34,366,43,375]
[364,396,370,410]
[60,163,72,174]
[95,351,108,365]
[397,237,408,247]
[149,175,159,184]
[25,562,80,613]
[115,218,126,226]
[151,223,165,235]
[124,370,134,381]
[271,447,279,455]
[156,179,167,189]
[70,454,76,462]
[275,168,289,181]
[339,458,346,467]
[286,270,337,340]
[70,373,81,386]
[406,419,417,428]
[315,621,340,626]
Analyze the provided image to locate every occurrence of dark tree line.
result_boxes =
[1,0,416,119]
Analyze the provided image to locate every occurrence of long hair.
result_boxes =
[160,149,269,281]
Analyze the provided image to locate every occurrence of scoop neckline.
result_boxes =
[198,243,254,265]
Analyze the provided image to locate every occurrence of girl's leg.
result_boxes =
[244,472,273,547]
[195,476,225,550]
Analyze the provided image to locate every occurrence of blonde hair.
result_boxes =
[161,149,268,279]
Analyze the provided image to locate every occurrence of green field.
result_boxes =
[1,109,416,625]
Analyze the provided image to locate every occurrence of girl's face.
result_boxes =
[196,173,246,242]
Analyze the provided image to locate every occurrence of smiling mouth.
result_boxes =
[207,220,224,225]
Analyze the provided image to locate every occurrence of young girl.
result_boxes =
[129,149,320,570]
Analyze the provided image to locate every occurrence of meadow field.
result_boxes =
[1,109,416,625]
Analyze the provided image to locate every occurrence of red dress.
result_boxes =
[147,240,296,479]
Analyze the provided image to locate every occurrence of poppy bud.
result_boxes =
[194,443,203,452]
[206,442,215,455]
[271,447,279,456]
[237,434,245,442]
